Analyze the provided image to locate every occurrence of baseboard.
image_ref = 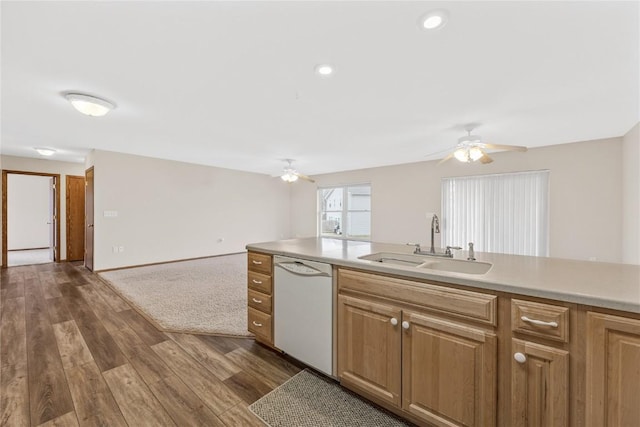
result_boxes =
[94,251,247,273]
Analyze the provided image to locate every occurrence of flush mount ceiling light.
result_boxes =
[35,147,56,156]
[419,9,449,30]
[64,93,115,117]
[314,64,334,77]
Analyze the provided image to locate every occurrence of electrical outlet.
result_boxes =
[217,237,224,243]
[112,246,118,253]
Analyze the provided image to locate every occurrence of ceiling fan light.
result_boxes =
[469,146,484,161]
[453,147,469,162]
[65,93,115,117]
[281,172,298,183]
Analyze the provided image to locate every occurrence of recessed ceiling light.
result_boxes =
[35,147,56,156]
[419,9,449,30]
[315,64,334,77]
[65,93,115,117]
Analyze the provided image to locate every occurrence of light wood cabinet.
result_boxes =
[247,251,274,347]
[337,269,497,426]
[511,338,569,426]
[337,295,402,407]
[586,312,640,427]
[509,298,572,427]
[403,311,497,426]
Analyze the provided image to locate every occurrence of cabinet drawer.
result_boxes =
[248,252,272,275]
[248,307,272,343]
[248,289,272,314]
[338,269,497,326]
[511,299,569,343]
[248,271,272,295]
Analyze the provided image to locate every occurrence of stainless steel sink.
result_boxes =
[358,252,492,275]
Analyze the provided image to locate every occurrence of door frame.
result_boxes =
[2,170,61,268]
[84,167,94,271]
[66,175,85,261]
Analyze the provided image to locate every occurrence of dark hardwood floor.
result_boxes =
[1,261,302,426]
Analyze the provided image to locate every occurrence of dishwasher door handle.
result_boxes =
[275,262,331,277]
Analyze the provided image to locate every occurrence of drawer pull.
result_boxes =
[514,352,527,364]
[252,260,263,265]
[252,279,263,284]
[252,321,263,327]
[252,298,263,304]
[521,316,558,328]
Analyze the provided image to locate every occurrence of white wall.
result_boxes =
[7,174,51,250]
[622,122,640,264]
[1,155,86,264]
[291,137,626,263]
[90,150,291,271]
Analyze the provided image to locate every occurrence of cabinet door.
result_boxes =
[511,338,569,426]
[337,294,402,407]
[586,313,640,427]
[402,311,497,426]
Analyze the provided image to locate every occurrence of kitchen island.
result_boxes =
[246,237,640,427]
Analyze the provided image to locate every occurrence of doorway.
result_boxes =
[2,170,61,267]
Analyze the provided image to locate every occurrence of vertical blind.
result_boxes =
[441,170,550,257]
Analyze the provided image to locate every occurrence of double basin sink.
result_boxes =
[358,252,492,275]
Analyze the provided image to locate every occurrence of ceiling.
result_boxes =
[1,1,638,176]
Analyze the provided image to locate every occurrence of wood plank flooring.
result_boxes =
[0,262,303,426]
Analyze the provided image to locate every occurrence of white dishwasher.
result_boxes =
[274,255,333,376]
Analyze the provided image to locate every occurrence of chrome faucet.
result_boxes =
[430,214,440,254]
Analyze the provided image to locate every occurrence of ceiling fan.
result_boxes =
[437,126,527,165]
[280,159,315,183]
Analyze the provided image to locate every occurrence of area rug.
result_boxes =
[99,253,252,336]
[249,369,413,426]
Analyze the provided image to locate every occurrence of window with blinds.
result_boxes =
[441,170,550,257]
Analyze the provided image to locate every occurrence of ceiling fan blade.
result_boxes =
[425,146,455,158]
[479,153,494,164]
[437,153,455,165]
[482,143,527,152]
[295,172,316,183]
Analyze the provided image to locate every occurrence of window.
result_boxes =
[441,170,550,256]
[318,184,371,240]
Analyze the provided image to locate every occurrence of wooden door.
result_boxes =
[402,311,497,427]
[84,167,94,271]
[337,294,402,407]
[66,175,85,261]
[511,338,569,426]
[586,312,640,427]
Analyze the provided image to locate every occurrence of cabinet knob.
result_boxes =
[402,321,410,330]
[514,352,527,364]
[390,318,398,326]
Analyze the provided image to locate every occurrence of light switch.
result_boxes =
[103,210,118,218]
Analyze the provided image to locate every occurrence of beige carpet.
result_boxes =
[100,253,252,336]
[249,369,414,426]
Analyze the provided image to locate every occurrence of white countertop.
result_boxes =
[246,238,640,314]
